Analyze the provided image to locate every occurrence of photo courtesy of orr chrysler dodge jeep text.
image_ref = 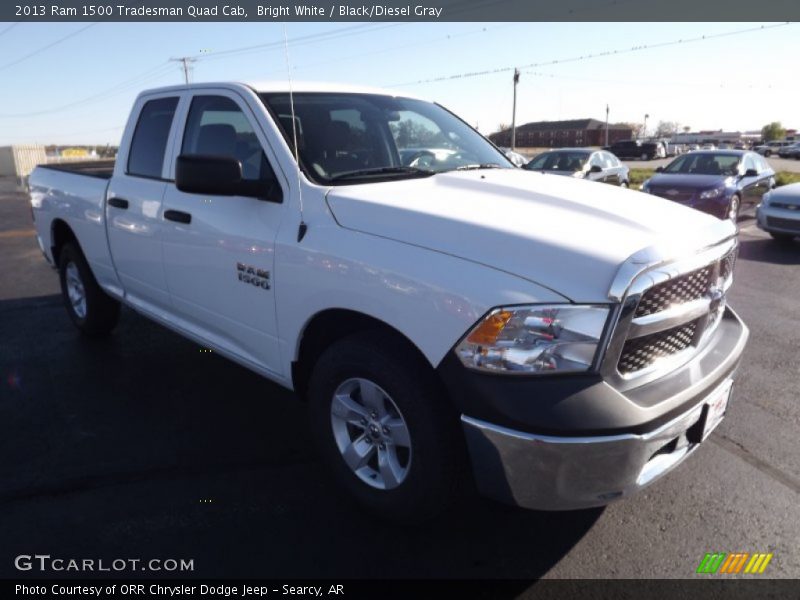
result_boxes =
[29,82,748,521]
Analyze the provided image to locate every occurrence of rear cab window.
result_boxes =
[127,97,179,179]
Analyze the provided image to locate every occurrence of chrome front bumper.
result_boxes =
[463,398,708,510]
[461,309,748,511]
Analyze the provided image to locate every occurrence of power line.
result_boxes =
[0,22,21,37]
[190,23,404,64]
[386,22,796,88]
[0,23,100,72]
[0,62,175,117]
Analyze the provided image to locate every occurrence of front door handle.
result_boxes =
[164,209,192,224]
[108,197,129,209]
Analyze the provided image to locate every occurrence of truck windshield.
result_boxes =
[260,92,512,184]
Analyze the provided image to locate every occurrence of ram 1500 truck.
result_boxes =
[30,82,748,520]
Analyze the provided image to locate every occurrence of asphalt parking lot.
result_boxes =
[1,177,799,581]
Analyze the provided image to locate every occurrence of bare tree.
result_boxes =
[655,121,680,138]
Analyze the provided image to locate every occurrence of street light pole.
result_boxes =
[511,68,519,150]
[605,104,609,147]
[643,113,649,140]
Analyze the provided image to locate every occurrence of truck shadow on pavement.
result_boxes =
[0,295,602,581]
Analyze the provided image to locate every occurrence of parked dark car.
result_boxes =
[641,150,775,222]
[523,148,630,186]
[777,142,800,159]
[608,139,660,161]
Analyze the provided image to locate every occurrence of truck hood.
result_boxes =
[325,169,731,302]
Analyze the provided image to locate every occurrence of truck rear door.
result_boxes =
[106,93,181,314]
[159,90,287,376]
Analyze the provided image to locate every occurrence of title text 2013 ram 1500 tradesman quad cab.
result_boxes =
[30,82,748,520]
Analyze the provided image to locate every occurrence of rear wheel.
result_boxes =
[308,331,465,522]
[58,243,120,336]
[620,181,629,189]
[640,152,648,161]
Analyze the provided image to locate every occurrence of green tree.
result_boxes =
[761,122,786,142]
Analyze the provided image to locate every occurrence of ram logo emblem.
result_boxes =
[236,262,270,290]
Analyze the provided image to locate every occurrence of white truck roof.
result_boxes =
[138,80,424,100]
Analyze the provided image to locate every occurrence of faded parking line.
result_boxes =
[0,228,35,239]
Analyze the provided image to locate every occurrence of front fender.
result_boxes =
[274,226,570,382]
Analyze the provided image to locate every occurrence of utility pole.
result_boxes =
[170,56,197,84]
[643,113,649,140]
[605,104,609,147]
[511,68,519,150]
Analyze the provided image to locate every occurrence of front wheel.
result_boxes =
[58,242,120,336]
[308,331,465,522]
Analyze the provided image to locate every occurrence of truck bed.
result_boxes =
[38,159,115,179]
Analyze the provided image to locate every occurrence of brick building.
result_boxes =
[490,119,634,148]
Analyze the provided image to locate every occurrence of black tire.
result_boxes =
[620,181,629,189]
[58,242,120,337]
[764,150,772,157]
[770,232,795,243]
[308,330,466,522]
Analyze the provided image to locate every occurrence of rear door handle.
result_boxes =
[108,197,129,209]
[164,209,192,224]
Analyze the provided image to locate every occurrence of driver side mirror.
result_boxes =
[743,168,758,178]
[589,164,603,173]
[656,166,664,172]
[176,155,281,202]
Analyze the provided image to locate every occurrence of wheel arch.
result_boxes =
[50,218,79,266]
[291,308,436,402]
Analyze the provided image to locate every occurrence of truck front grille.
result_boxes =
[634,266,711,318]
[613,245,736,377]
[617,320,698,375]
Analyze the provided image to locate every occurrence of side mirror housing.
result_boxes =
[176,154,282,202]
[590,164,603,173]
[655,166,664,172]
[743,168,758,178]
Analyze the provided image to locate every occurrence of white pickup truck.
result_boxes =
[30,82,748,520]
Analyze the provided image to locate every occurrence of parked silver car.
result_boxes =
[757,182,800,242]
[754,140,792,157]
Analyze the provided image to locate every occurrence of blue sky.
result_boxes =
[0,21,797,145]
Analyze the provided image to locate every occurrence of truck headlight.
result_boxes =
[699,187,725,199]
[455,305,611,374]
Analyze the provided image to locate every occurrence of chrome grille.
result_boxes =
[612,244,737,378]
[634,266,711,318]
[618,320,699,375]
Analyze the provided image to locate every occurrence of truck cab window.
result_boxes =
[127,97,178,179]
[182,95,275,183]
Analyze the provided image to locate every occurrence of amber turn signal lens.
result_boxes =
[466,310,513,345]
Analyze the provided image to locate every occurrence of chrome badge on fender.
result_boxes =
[236,262,270,290]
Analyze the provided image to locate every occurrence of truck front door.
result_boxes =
[160,91,286,376]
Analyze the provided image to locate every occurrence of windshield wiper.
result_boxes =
[451,163,503,171]
[328,166,434,182]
